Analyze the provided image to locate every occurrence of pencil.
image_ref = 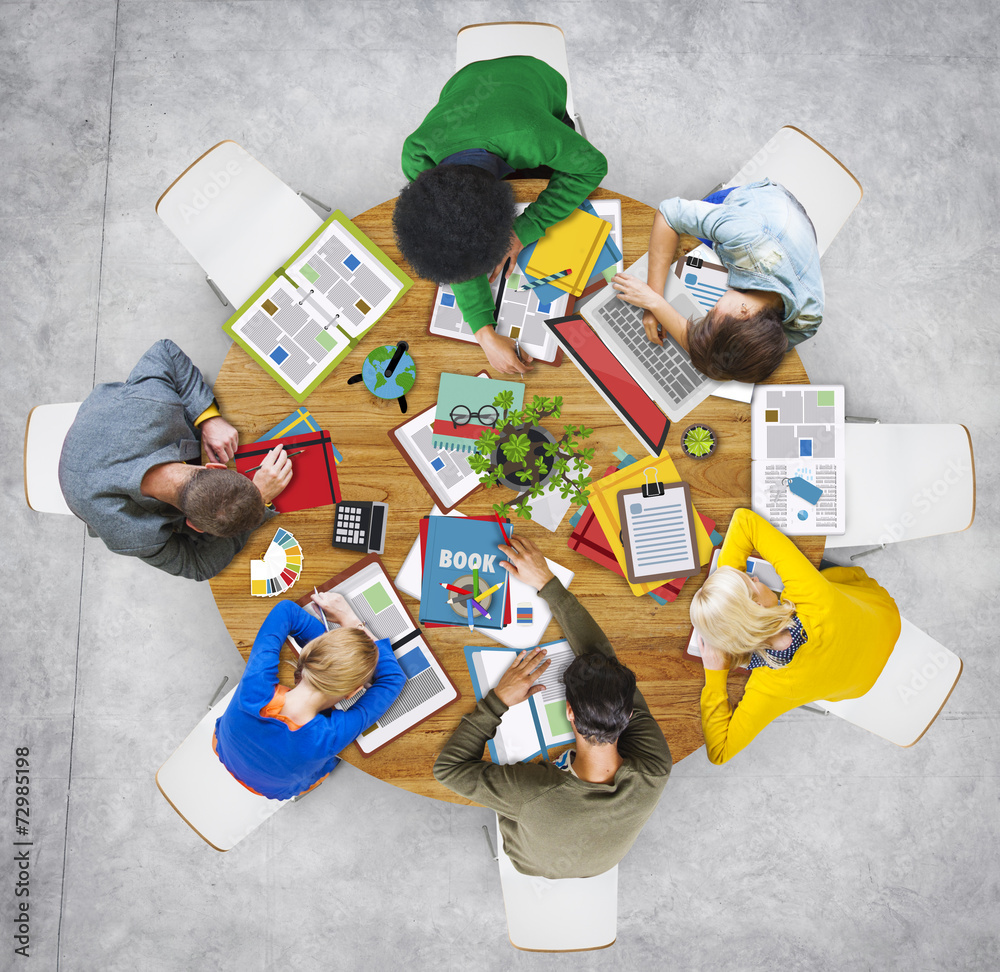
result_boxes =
[473,567,479,598]
[243,449,305,473]
[467,598,474,631]
[494,512,509,544]
[441,582,470,597]
[517,268,571,292]
[446,593,491,619]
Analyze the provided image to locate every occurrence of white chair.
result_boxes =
[24,402,82,515]
[826,423,975,552]
[724,125,863,256]
[156,688,290,851]
[155,140,325,308]
[456,22,584,135]
[493,816,617,951]
[812,618,962,747]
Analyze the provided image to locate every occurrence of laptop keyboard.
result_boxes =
[595,300,708,403]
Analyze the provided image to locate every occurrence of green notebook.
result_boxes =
[223,210,412,402]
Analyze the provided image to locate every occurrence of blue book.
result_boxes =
[418,515,510,629]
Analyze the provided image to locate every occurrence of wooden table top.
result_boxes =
[209,182,823,804]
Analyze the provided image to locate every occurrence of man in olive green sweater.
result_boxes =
[394,55,608,376]
[433,536,671,879]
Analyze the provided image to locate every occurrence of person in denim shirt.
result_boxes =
[611,179,823,383]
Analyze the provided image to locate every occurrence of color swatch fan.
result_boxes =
[250,528,303,597]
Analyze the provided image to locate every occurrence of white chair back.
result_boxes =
[456,22,578,126]
[826,424,975,549]
[156,688,289,851]
[24,402,82,515]
[495,816,617,951]
[725,126,862,256]
[155,141,322,307]
[814,618,962,747]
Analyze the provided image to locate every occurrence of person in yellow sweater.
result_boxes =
[690,508,901,764]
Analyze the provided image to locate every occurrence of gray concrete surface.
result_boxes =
[2,2,997,969]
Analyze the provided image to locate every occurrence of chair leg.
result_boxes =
[482,823,498,862]
[205,276,229,307]
[850,544,886,561]
[572,113,587,140]
[800,703,829,715]
[298,190,333,213]
[845,415,880,424]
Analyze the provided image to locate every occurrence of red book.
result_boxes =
[234,429,341,513]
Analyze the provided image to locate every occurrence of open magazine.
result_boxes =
[751,384,846,535]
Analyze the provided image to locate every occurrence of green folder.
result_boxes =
[223,210,412,402]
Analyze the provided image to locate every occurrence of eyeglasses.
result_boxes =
[450,404,499,428]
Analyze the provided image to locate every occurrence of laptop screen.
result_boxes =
[544,315,670,456]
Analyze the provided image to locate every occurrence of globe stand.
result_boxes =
[348,340,414,413]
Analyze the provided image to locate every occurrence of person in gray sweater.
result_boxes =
[58,339,291,581]
[433,535,672,878]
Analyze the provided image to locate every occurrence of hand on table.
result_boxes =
[199,416,239,463]
[252,444,293,505]
[498,535,555,592]
[696,633,731,672]
[475,325,533,376]
[489,234,524,283]
[495,647,551,707]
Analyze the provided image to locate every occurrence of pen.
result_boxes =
[243,449,305,473]
[517,268,571,292]
[312,587,329,630]
[513,340,523,363]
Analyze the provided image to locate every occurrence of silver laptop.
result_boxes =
[579,253,720,423]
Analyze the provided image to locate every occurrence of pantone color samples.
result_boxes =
[250,528,303,597]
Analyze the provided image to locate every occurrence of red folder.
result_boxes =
[418,515,512,627]
[234,429,341,513]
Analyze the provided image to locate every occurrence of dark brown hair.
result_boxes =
[178,468,265,537]
[563,653,637,745]
[688,304,787,382]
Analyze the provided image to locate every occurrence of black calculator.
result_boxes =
[332,501,387,554]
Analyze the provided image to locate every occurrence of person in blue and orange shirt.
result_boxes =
[214,592,405,799]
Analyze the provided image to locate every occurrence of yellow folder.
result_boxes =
[525,208,612,297]
[587,452,714,597]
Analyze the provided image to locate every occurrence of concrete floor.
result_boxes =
[2,2,998,969]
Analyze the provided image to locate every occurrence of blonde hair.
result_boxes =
[295,627,377,700]
[690,566,796,669]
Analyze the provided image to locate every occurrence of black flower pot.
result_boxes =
[491,426,558,493]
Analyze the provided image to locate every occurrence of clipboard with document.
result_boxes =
[616,476,701,585]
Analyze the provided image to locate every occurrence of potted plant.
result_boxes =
[681,423,717,459]
[467,393,594,521]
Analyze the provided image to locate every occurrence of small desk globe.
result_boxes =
[349,341,415,412]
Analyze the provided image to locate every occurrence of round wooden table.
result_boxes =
[210,183,823,804]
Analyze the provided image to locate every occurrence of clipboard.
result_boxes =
[617,476,700,585]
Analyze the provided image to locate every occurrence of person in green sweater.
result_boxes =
[394,55,608,376]
[433,536,671,879]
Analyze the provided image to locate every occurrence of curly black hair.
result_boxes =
[392,165,517,283]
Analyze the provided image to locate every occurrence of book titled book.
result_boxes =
[418,515,510,630]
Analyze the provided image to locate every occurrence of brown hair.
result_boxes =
[295,628,378,700]
[688,304,787,383]
[178,468,265,537]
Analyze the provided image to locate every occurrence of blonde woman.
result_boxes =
[213,593,405,799]
[690,508,901,764]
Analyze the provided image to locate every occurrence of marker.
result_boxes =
[517,268,571,292]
